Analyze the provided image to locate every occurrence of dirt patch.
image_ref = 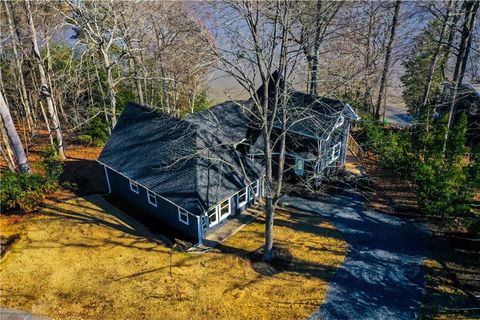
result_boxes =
[249,246,294,276]
[0,195,347,320]
[359,154,419,214]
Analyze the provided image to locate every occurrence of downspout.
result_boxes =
[103,165,111,193]
[196,215,203,246]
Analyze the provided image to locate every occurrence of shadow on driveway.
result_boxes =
[281,192,428,320]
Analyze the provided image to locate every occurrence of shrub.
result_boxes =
[80,117,109,146]
[0,170,47,212]
[0,146,65,213]
[413,158,472,217]
[362,119,413,176]
[361,113,477,219]
[40,145,64,183]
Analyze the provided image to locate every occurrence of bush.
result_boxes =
[362,119,413,176]
[40,145,64,183]
[413,158,472,217]
[361,113,478,219]
[80,117,109,146]
[0,170,47,212]
[0,146,65,213]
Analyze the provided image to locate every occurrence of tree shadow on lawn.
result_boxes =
[421,233,480,319]
[38,195,171,252]
[37,192,347,293]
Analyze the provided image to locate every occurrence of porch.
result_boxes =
[191,200,265,252]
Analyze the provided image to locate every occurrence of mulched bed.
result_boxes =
[249,246,294,276]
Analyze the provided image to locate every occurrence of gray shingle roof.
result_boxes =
[187,90,359,149]
[186,100,252,144]
[98,103,263,215]
[282,92,360,139]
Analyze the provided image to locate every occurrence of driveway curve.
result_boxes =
[280,192,428,320]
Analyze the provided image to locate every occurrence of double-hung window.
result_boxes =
[219,198,230,219]
[238,188,248,207]
[147,190,157,207]
[251,181,259,198]
[178,208,189,225]
[129,180,139,194]
[330,142,341,163]
[207,206,217,225]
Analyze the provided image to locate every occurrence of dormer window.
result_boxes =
[334,115,344,129]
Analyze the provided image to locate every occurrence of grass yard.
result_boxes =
[0,195,346,320]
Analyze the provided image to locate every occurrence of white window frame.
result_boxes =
[334,115,344,129]
[250,180,260,199]
[237,188,248,208]
[147,190,157,207]
[219,198,231,219]
[178,208,189,225]
[205,205,219,228]
[129,180,139,194]
[330,142,341,163]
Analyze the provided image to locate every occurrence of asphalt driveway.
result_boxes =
[280,192,428,320]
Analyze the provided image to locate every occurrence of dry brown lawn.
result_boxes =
[0,195,346,320]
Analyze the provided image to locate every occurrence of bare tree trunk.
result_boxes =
[45,34,67,124]
[444,0,479,152]
[25,0,66,160]
[263,130,275,261]
[420,0,454,114]
[456,0,479,85]
[4,0,34,133]
[375,0,401,119]
[363,5,374,112]
[0,91,30,172]
[309,0,323,96]
[101,49,117,128]
[0,118,17,172]
[441,3,461,81]
[130,55,145,105]
[93,63,111,133]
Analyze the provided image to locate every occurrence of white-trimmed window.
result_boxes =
[147,190,157,207]
[219,198,230,218]
[178,208,189,225]
[207,205,217,225]
[334,115,344,129]
[238,188,248,207]
[129,180,139,194]
[251,180,259,198]
[330,142,341,163]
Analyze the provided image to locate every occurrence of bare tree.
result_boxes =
[288,1,343,94]
[0,91,30,172]
[25,0,66,160]
[420,0,455,113]
[444,0,479,151]
[201,1,306,261]
[375,0,401,120]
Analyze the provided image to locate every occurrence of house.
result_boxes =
[187,83,360,180]
[98,78,359,244]
[439,83,480,146]
[98,103,264,245]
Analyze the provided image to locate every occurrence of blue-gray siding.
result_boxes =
[104,166,200,242]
